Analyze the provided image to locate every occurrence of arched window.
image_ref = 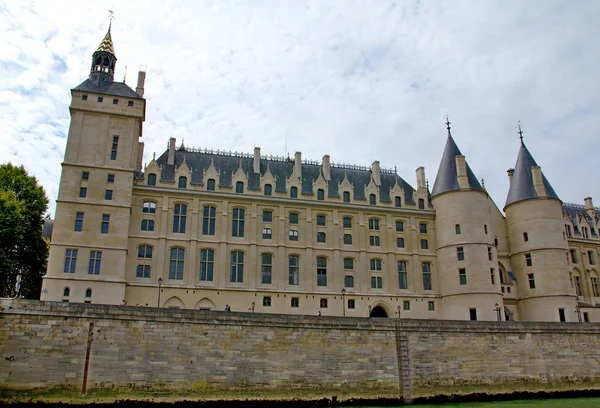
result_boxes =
[63,287,70,297]
[169,248,185,280]
[343,191,350,203]
[178,176,187,189]
[290,186,298,198]
[173,204,187,233]
[142,201,156,214]
[370,194,376,205]
[236,181,244,193]
[232,208,245,237]
[202,205,216,235]
[264,184,272,196]
[85,288,92,298]
[317,188,325,200]
[199,249,215,281]
[230,251,244,282]
[395,196,401,207]
[147,173,157,186]
[370,259,383,271]
[207,178,216,191]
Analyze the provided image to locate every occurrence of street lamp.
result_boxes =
[341,288,346,317]
[397,304,401,320]
[575,302,582,322]
[157,277,163,308]
[251,301,255,313]
[494,303,502,321]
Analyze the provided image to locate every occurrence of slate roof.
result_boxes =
[42,219,53,240]
[504,142,559,208]
[562,203,599,238]
[154,148,416,204]
[73,79,143,99]
[431,133,483,198]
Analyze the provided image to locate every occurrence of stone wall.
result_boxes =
[1,299,600,400]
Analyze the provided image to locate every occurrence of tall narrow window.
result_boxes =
[74,212,84,232]
[488,247,493,261]
[523,232,529,242]
[63,249,78,273]
[396,221,404,232]
[289,255,299,285]
[525,253,532,267]
[395,196,401,207]
[317,232,326,243]
[202,205,216,235]
[422,263,432,290]
[421,239,429,250]
[79,187,87,198]
[232,208,245,237]
[107,174,115,183]
[173,204,187,233]
[143,201,156,214]
[261,253,272,284]
[289,213,299,225]
[136,245,152,278]
[559,308,566,322]
[484,224,488,234]
[396,237,405,248]
[344,275,354,288]
[528,273,536,289]
[230,251,244,283]
[317,256,327,286]
[419,223,428,233]
[343,217,352,228]
[398,261,407,289]
[455,224,461,234]
[88,251,102,275]
[316,215,326,226]
[264,184,272,196]
[290,186,298,198]
[110,136,118,160]
[104,190,113,200]
[343,234,352,245]
[263,210,273,222]
[418,198,425,209]
[344,258,354,270]
[178,176,187,189]
[147,173,156,186]
[101,214,110,234]
[589,252,596,265]
[63,287,70,297]
[457,247,464,261]
[591,277,599,297]
[236,181,244,193]
[469,309,478,321]
[369,194,376,205]
[317,188,325,200]
[403,300,410,311]
[490,268,496,285]
[575,276,582,296]
[82,171,89,181]
[207,178,216,191]
[343,191,350,203]
[169,248,185,280]
[459,268,467,285]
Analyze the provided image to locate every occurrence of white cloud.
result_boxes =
[1,0,599,216]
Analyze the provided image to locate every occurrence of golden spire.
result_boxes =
[95,27,115,56]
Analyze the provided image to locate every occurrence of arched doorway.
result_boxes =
[194,298,216,311]
[370,306,388,318]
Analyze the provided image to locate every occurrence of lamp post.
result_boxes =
[341,288,346,317]
[251,301,255,313]
[157,277,163,308]
[397,304,402,320]
[575,302,582,322]
[494,303,502,321]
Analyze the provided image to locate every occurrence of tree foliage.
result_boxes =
[0,163,49,299]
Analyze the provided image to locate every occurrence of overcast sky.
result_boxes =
[1,0,599,217]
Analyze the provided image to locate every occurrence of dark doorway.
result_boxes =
[370,306,388,318]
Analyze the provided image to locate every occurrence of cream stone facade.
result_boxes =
[40,28,600,322]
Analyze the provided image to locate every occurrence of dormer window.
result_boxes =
[147,173,156,186]
[178,176,187,189]
[418,198,424,209]
[264,184,272,196]
[207,178,215,191]
[369,194,376,205]
[395,196,401,207]
[236,181,244,193]
[290,186,298,198]
[343,191,350,203]
[317,189,325,201]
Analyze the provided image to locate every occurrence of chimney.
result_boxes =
[322,155,331,181]
[136,142,144,172]
[168,137,176,165]
[253,147,261,174]
[455,155,469,189]
[371,161,381,186]
[294,151,302,179]
[531,166,547,197]
[584,197,595,216]
[136,70,146,97]
[416,166,426,189]
[507,168,514,185]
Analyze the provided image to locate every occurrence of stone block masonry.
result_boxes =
[1,299,600,400]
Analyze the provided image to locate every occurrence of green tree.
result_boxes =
[0,163,49,299]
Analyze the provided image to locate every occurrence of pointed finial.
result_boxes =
[123,65,127,83]
[518,121,524,144]
[153,152,156,160]
[108,9,115,31]
[481,178,485,188]
[445,115,451,130]
[426,178,429,189]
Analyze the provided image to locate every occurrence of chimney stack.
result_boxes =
[531,166,547,197]
[253,147,261,174]
[168,137,176,165]
[416,166,426,189]
[322,155,331,181]
[507,168,514,185]
[584,197,595,217]
[136,70,146,97]
[294,151,302,179]
[371,161,381,186]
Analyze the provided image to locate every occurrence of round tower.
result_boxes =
[504,127,574,322]
[431,120,504,321]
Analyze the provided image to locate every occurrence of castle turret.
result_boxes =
[503,125,573,322]
[431,119,503,321]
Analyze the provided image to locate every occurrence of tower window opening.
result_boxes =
[82,95,88,101]
[455,224,461,234]
[459,268,467,285]
[128,101,134,107]
[469,308,477,321]
[525,253,532,267]
[523,232,529,242]
[528,273,536,289]
[110,136,118,160]
[97,96,103,103]
[113,99,118,105]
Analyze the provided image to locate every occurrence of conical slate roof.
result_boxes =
[504,141,559,208]
[431,132,483,198]
[95,27,115,56]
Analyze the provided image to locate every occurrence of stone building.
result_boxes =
[40,27,600,322]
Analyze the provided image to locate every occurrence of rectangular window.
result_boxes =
[74,212,84,232]
[344,258,354,270]
[289,230,299,241]
[230,251,244,283]
[82,171,89,180]
[289,213,299,224]
[396,221,404,232]
[316,215,326,226]
[169,248,185,280]
[591,277,599,297]
[488,247,493,261]
[128,100,134,107]
[317,232,326,243]
[344,275,354,288]
[484,225,488,234]
[88,251,102,275]
[97,96,103,103]
[418,198,425,209]
[371,276,383,289]
[428,301,435,311]
[494,238,498,246]
[110,136,118,160]
[455,224,461,234]
[525,253,532,267]
[202,206,216,235]
[369,194,376,205]
[261,253,272,284]
[523,232,529,242]
[206,179,215,191]
[262,228,272,239]
[571,249,578,263]
[141,219,155,231]
[136,265,151,278]
[236,181,244,193]
[290,186,298,198]
[490,268,496,285]
[459,268,467,285]
[291,297,299,308]
[398,261,407,289]
[559,308,566,322]
[343,234,352,245]
[396,237,405,248]
[232,208,245,237]
[82,94,88,100]
[79,187,87,198]
[263,296,271,307]
[395,196,401,207]
[317,256,327,286]
[419,223,427,233]
[178,176,187,189]
[369,219,380,230]
[101,214,110,234]
[263,210,273,222]
[343,217,352,228]
[528,273,536,289]
[264,184,272,196]
[422,263,432,290]
[469,308,477,321]
[199,249,214,281]
[63,249,78,273]
[320,298,328,308]
[403,300,410,311]
[457,247,464,261]
[589,251,596,265]
[369,235,380,246]
[105,190,113,200]
[107,174,115,183]
[113,98,119,105]
[584,312,590,322]
[347,299,355,309]
[421,239,428,250]
[343,191,350,203]
[173,204,187,233]
[575,276,582,296]
[289,255,299,285]
[370,259,382,271]
[317,189,325,200]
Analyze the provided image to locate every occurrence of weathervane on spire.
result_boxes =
[518,120,524,143]
[445,115,451,131]
[108,8,115,31]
